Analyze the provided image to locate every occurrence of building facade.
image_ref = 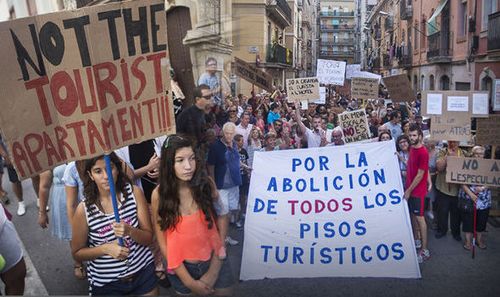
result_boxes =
[318,0,356,63]
[232,0,293,94]
[364,0,499,112]
[285,0,318,79]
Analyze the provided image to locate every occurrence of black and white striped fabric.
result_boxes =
[84,183,153,288]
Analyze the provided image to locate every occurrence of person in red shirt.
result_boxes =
[404,124,431,263]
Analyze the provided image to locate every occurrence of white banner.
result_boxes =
[241,141,421,280]
[351,71,382,82]
[317,59,346,86]
[345,64,361,79]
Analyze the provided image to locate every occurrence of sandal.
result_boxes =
[463,244,471,251]
[74,265,87,280]
[477,243,487,250]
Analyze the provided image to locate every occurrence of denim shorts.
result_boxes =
[168,258,234,295]
[91,262,158,296]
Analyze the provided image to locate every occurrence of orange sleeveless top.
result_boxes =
[164,209,224,270]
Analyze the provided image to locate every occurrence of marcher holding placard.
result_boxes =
[71,153,157,296]
[404,124,431,263]
[295,102,327,148]
[435,141,468,241]
[458,146,491,251]
[151,135,234,296]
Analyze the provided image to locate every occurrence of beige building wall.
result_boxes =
[232,0,293,95]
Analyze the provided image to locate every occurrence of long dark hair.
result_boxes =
[157,134,217,231]
[83,152,130,210]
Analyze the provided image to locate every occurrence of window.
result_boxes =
[440,75,450,90]
[455,82,471,90]
[429,75,435,90]
[482,0,497,30]
[458,1,467,37]
[420,20,426,49]
[414,21,419,50]
[421,74,425,90]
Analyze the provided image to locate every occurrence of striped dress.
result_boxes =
[84,183,153,289]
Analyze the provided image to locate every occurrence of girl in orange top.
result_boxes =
[152,135,234,296]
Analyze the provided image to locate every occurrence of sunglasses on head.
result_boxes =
[164,135,184,149]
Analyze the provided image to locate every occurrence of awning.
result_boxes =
[427,0,448,36]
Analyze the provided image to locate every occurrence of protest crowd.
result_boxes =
[0,55,498,296]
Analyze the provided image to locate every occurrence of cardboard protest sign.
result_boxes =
[286,77,320,102]
[429,114,471,142]
[446,157,500,187]
[240,141,421,280]
[476,115,500,146]
[0,0,173,179]
[421,91,473,142]
[234,57,273,92]
[422,91,489,118]
[338,109,371,143]
[316,59,346,86]
[351,77,379,99]
[314,87,326,105]
[382,74,415,102]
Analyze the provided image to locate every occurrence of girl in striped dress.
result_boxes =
[71,153,158,295]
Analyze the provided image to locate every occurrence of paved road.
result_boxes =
[2,177,499,296]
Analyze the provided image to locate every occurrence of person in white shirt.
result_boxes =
[294,102,326,148]
[235,112,253,150]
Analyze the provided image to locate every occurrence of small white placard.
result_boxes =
[447,96,469,112]
[472,93,489,115]
[427,93,443,115]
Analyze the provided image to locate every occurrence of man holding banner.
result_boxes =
[404,124,430,263]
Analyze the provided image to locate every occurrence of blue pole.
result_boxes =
[104,154,124,246]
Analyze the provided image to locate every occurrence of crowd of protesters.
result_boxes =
[0,57,497,295]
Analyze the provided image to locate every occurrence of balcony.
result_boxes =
[384,16,394,31]
[319,50,354,58]
[383,54,391,67]
[399,45,412,68]
[266,0,292,27]
[370,57,381,70]
[320,11,355,17]
[321,38,355,46]
[320,24,356,32]
[400,0,413,20]
[488,11,500,52]
[427,31,452,63]
[266,43,293,67]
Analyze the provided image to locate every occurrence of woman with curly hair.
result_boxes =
[152,135,233,296]
[71,152,157,295]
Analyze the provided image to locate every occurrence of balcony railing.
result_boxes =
[427,31,452,63]
[383,54,391,67]
[320,24,356,31]
[320,11,355,17]
[319,50,354,58]
[371,57,381,69]
[266,43,293,66]
[267,0,292,25]
[399,45,412,68]
[399,0,413,20]
[488,11,500,51]
[321,38,355,46]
